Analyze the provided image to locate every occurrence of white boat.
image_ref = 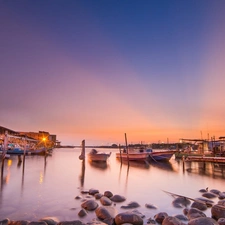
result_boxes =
[88,149,111,162]
[116,148,149,161]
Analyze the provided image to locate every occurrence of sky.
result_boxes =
[1,0,225,146]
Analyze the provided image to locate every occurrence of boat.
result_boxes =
[147,149,177,162]
[116,148,149,161]
[88,149,111,162]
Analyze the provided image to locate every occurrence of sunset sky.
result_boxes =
[1,1,225,145]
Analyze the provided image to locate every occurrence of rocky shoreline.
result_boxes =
[1,188,225,225]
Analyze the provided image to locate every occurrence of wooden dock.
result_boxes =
[186,156,225,163]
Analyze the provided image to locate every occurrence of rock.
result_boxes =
[81,199,98,211]
[191,201,208,211]
[211,204,225,220]
[78,209,87,217]
[28,222,47,225]
[104,191,113,198]
[89,188,99,195]
[185,208,206,220]
[95,206,115,225]
[154,212,168,224]
[58,221,85,225]
[199,188,208,193]
[210,189,221,195]
[218,218,225,225]
[174,215,188,221]
[39,217,59,225]
[75,195,83,200]
[218,200,225,206]
[9,221,29,225]
[95,193,103,200]
[114,212,143,225]
[0,219,10,225]
[172,197,191,208]
[145,203,157,209]
[195,198,214,207]
[202,192,218,199]
[146,218,156,224]
[110,194,126,202]
[100,196,112,206]
[162,216,185,225]
[121,201,140,209]
[188,217,218,225]
[219,193,225,200]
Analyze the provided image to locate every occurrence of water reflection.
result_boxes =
[79,159,85,188]
[185,161,225,179]
[150,161,176,172]
[89,160,108,170]
[116,158,150,169]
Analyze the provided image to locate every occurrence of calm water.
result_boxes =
[1,148,225,223]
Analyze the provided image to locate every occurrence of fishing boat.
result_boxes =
[148,149,177,162]
[116,148,149,161]
[88,149,111,162]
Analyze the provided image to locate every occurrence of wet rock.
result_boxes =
[172,197,191,208]
[174,214,188,221]
[146,218,156,224]
[218,200,225,206]
[58,221,85,225]
[218,218,225,225]
[210,189,221,195]
[81,199,98,211]
[110,194,126,202]
[188,217,218,225]
[100,196,112,206]
[87,219,111,225]
[162,216,185,225]
[95,193,103,200]
[219,193,225,200]
[39,217,59,225]
[89,188,99,195]
[195,198,214,207]
[145,204,157,209]
[95,206,115,225]
[75,195,83,200]
[9,221,29,225]
[154,212,168,224]
[202,192,218,199]
[114,211,143,225]
[28,222,47,225]
[121,201,140,209]
[78,209,87,217]
[191,201,208,211]
[185,208,206,220]
[199,188,208,193]
[104,191,113,198]
[0,219,10,225]
[211,204,225,220]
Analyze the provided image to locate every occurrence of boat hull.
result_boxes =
[149,150,176,162]
[88,152,111,162]
[116,152,149,161]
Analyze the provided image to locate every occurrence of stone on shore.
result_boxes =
[114,211,143,225]
[95,206,116,225]
[211,204,225,220]
[110,195,126,202]
[188,217,218,225]
[89,189,99,195]
[145,203,157,209]
[0,219,10,225]
[28,222,48,225]
[162,216,185,225]
[8,220,29,225]
[120,201,140,209]
[81,199,98,211]
[39,217,60,225]
[78,209,88,217]
[202,192,218,199]
[100,196,112,206]
[95,193,103,200]
[172,197,191,208]
[57,221,85,225]
[104,191,113,198]
[218,218,225,225]
[184,208,206,220]
[191,201,208,211]
[154,212,168,224]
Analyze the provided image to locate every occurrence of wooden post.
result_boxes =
[119,144,122,163]
[125,133,129,166]
[79,140,85,160]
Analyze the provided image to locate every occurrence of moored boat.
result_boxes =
[88,149,111,162]
[116,148,149,161]
[148,149,177,162]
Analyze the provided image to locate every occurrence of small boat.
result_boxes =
[148,149,177,162]
[88,149,111,162]
[116,148,149,161]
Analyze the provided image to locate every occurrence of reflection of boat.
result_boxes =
[88,149,111,162]
[117,158,149,169]
[89,161,108,169]
[150,161,175,171]
[148,149,177,162]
